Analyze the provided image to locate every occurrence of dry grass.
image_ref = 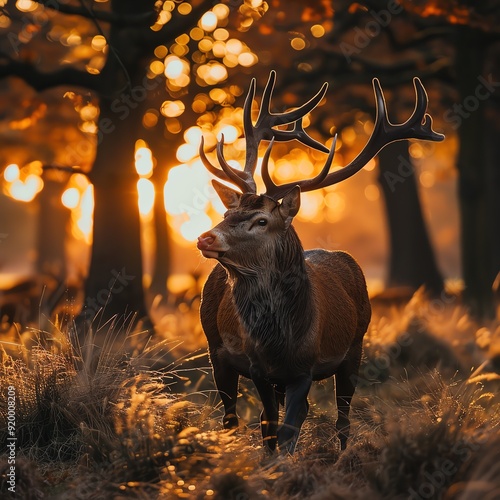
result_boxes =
[1,290,500,499]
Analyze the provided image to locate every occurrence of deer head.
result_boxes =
[197,71,444,270]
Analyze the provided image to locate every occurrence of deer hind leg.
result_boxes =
[210,349,240,429]
[278,373,312,454]
[335,341,363,450]
[250,365,279,452]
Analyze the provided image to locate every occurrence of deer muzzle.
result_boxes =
[197,232,226,259]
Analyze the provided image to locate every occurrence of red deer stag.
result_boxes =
[197,71,444,454]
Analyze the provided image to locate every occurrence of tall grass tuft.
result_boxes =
[0,319,233,496]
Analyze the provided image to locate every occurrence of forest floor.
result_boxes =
[1,288,500,499]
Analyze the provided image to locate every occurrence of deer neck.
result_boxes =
[230,226,312,348]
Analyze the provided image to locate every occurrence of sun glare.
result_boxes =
[3,162,44,202]
[71,183,94,244]
[3,163,19,182]
[61,187,80,209]
[8,174,43,202]
[200,11,218,32]
[135,146,154,178]
[137,178,155,217]
[134,141,156,220]
[164,160,220,242]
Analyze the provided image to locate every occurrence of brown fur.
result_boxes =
[198,189,371,453]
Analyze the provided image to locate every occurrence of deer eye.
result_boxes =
[257,219,268,226]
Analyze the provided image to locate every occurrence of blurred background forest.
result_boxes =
[0,0,499,333]
[2,2,500,498]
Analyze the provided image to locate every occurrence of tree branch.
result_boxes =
[0,53,102,91]
[31,0,156,26]
[43,165,90,177]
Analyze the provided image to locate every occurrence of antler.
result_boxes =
[264,77,445,200]
[200,73,444,200]
[199,70,332,194]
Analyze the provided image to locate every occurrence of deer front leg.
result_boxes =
[249,364,279,452]
[210,348,240,429]
[278,373,312,454]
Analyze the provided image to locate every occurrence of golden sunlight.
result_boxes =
[3,161,44,202]
[62,174,93,244]
[135,141,155,219]
[296,191,324,222]
[164,160,223,242]
[16,0,36,12]
[135,142,155,178]
[3,163,19,182]
[164,56,184,79]
[8,174,43,202]
[75,184,94,244]
[161,100,186,118]
[200,11,218,32]
[218,125,238,143]
[180,212,213,241]
[137,178,155,217]
[61,187,80,209]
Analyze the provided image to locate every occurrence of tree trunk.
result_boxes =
[149,164,171,301]
[378,140,444,295]
[77,97,149,330]
[36,171,71,324]
[146,131,185,304]
[75,2,158,332]
[455,27,495,318]
[37,172,68,281]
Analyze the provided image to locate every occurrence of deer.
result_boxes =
[197,71,444,454]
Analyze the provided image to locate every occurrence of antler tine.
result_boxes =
[263,135,337,199]
[261,138,277,195]
[256,70,276,128]
[272,118,329,153]
[199,136,232,183]
[242,76,260,179]
[199,135,256,194]
[255,70,329,129]
[216,135,256,193]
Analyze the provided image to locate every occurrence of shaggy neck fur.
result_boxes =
[227,225,313,357]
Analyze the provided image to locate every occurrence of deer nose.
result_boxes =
[197,233,215,250]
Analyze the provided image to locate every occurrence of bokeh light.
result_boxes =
[135,142,155,178]
[2,161,44,202]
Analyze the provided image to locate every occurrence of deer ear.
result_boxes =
[279,186,301,229]
[212,180,242,209]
